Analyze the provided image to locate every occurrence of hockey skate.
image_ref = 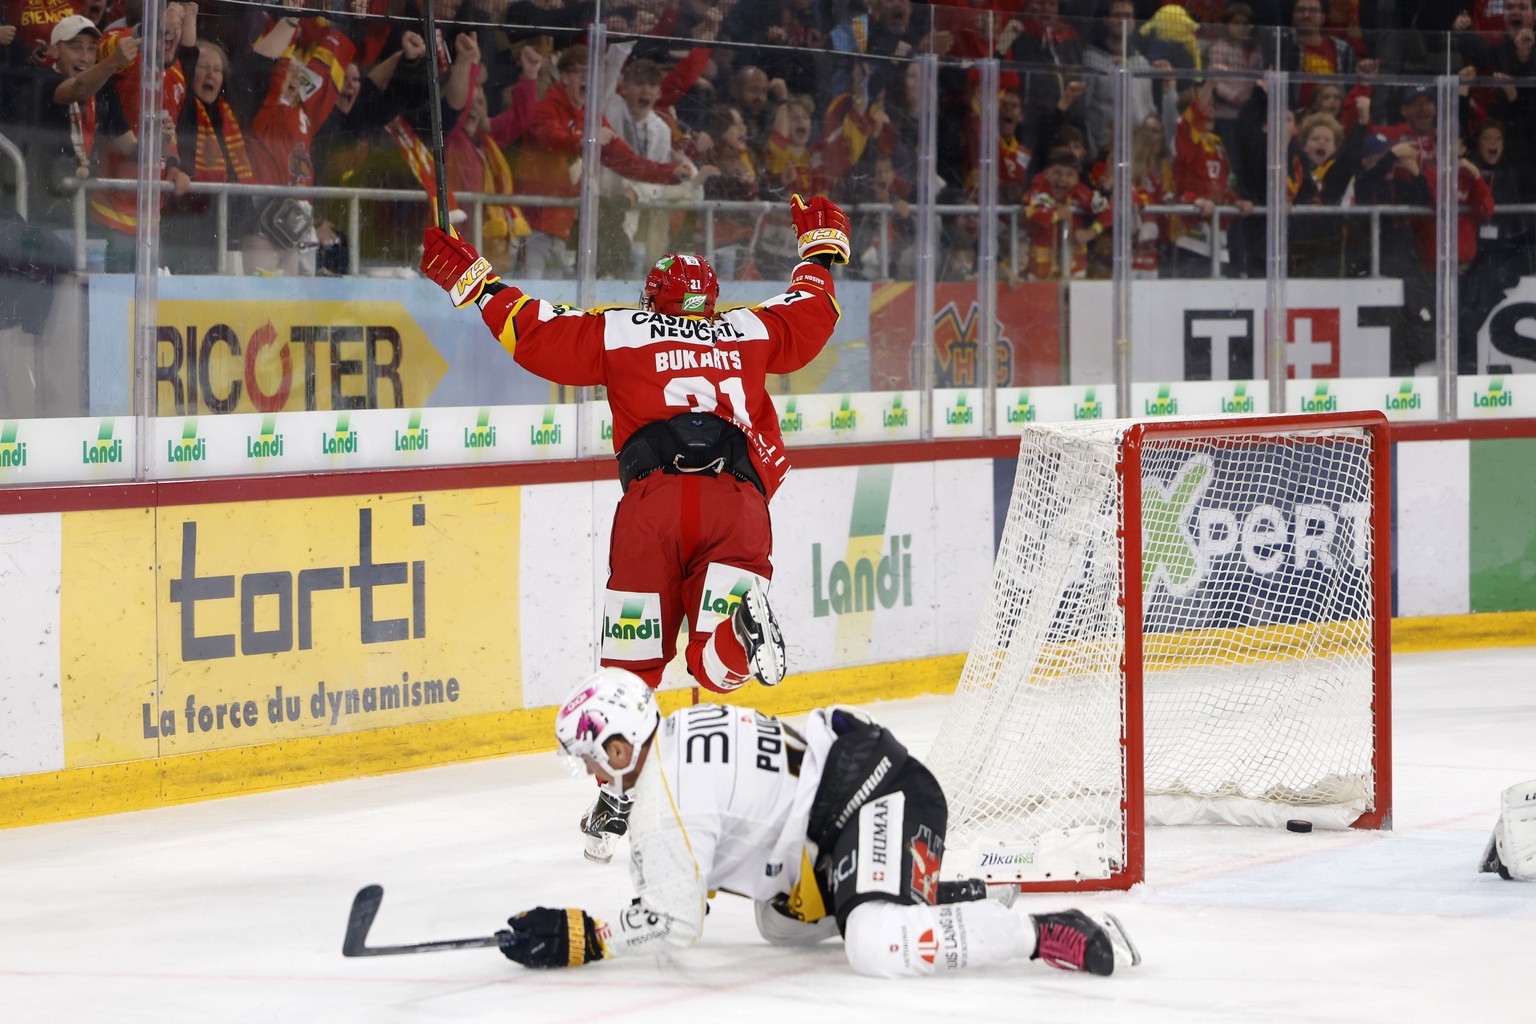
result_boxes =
[580,789,634,864]
[1030,910,1141,976]
[733,580,785,687]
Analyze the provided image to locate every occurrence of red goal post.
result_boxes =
[929,413,1393,892]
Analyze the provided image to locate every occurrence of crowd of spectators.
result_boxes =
[1,0,1534,353]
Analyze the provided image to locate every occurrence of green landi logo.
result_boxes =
[946,393,973,426]
[1145,384,1178,416]
[1385,379,1421,412]
[0,421,27,469]
[1222,382,1255,414]
[395,410,430,452]
[324,413,359,455]
[813,535,912,616]
[82,419,123,465]
[604,598,660,641]
[1074,387,1103,420]
[601,419,614,441]
[780,398,804,433]
[681,292,707,312]
[1301,382,1337,413]
[246,415,284,459]
[1474,377,1512,409]
[1008,391,1036,423]
[831,395,858,431]
[465,408,497,449]
[701,578,751,618]
[884,394,909,428]
[167,420,206,464]
[530,407,562,445]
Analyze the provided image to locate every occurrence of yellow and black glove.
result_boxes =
[496,907,608,969]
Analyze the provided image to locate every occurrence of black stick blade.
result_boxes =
[343,885,386,957]
[341,883,502,957]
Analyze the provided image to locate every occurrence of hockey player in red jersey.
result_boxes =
[490,668,1142,979]
[421,194,851,860]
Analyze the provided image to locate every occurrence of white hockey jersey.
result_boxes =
[598,703,844,958]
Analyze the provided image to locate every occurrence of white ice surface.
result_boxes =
[1,647,1533,1023]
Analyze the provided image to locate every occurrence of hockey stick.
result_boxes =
[420,0,451,231]
[342,884,501,957]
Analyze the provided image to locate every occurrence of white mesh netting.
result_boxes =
[927,418,1380,883]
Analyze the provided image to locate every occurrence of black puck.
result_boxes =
[1286,819,1313,833]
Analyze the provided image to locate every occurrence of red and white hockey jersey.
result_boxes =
[476,263,839,499]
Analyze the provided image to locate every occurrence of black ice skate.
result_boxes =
[733,580,785,687]
[580,789,634,864]
[1030,910,1141,976]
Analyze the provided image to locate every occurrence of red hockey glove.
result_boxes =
[790,193,851,265]
[421,226,498,307]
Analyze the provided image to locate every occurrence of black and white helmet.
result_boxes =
[555,668,660,794]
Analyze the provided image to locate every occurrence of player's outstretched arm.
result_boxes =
[790,193,851,267]
[496,906,610,968]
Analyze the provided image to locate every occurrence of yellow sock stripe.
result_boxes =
[566,908,585,966]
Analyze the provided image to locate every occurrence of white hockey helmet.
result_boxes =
[555,667,660,793]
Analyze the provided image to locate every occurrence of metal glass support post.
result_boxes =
[132,0,167,477]
[915,54,939,440]
[1435,74,1458,420]
[977,58,1000,435]
[1111,58,1133,416]
[576,19,607,453]
[1265,70,1290,415]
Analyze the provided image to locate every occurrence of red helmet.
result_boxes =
[641,254,719,317]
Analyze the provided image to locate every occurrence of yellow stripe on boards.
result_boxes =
[4,610,1528,832]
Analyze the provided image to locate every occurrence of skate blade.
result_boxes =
[1099,912,1142,969]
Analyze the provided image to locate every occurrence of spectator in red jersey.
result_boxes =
[517,43,694,279]
[90,0,195,272]
[1022,148,1112,280]
[229,4,356,276]
[1168,79,1253,277]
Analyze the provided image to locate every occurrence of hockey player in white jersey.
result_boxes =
[493,668,1141,978]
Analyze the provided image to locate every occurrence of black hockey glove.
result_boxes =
[496,907,609,968]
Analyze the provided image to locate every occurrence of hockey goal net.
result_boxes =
[928,413,1392,890]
